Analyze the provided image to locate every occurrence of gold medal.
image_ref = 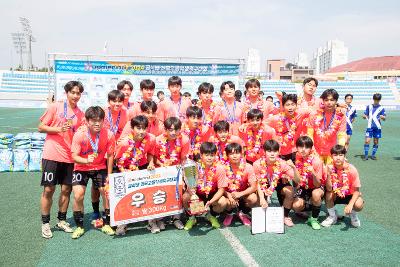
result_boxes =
[92,152,98,158]
[67,119,73,126]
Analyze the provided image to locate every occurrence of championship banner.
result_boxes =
[109,166,184,226]
[53,59,241,109]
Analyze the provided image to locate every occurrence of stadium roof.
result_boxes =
[326,56,400,73]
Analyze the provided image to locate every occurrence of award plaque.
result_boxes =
[183,159,207,216]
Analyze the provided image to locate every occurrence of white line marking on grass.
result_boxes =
[0,126,37,130]
[219,228,260,267]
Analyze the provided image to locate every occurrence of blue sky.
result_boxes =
[0,0,399,69]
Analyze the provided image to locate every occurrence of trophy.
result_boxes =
[183,159,207,216]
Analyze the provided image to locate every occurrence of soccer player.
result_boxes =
[114,115,156,236]
[242,78,277,122]
[182,142,228,230]
[216,81,244,136]
[128,79,158,119]
[182,106,213,161]
[152,117,190,232]
[290,136,324,230]
[39,81,85,239]
[238,109,276,164]
[297,77,322,109]
[321,145,364,228]
[362,93,386,160]
[266,93,311,162]
[307,89,346,165]
[121,101,164,137]
[70,106,115,238]
[209,120,244,163]
[254,140,295,227]
[344,94,357,150]
[158,76,192,122]
[223,143,258,227]
[117,80,134,110]
[104,90,128,142]
[196,82,220,128]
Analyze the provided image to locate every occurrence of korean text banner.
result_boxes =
[55,60,240,76]
[109,166,184,226]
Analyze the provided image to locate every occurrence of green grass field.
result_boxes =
[0,108,399,266]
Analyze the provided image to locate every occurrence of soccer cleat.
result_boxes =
[223,214,234,227]
[157,220,166,230]
[41,223,53,239]
[308,217,321,230]
[115,224,127,236]
[370,155,377,160]
[184,216,197,231]
[56,220,73,233]
[238,212,251,226]
[350,212,361,228]
[173,219,184,230]
[101,225,115,236]
[284,217,294,227]
[147,220,161,234]
[207,214,221,229]
[71,227,85,239]
[321,215,338,227]
[362,155,368,161]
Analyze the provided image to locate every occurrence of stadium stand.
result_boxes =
[0,71,51,108]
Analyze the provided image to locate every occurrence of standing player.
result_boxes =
[216,81,244,136]
[104,90,128,142]
[70,106,116,238]
[307,89,346,165]
[196,82,219,128]
[344,94,357,150]
[242,78,277,122]
[117,80,135,111]
[38,81,85,238]
[158,76,192,122]
[362,93,386,160]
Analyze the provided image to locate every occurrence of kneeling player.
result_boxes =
[321,145,364,228]
[254,140,295,227]
[70,106,115,238]
[223,143,258,227]
[182,142,228,230]
[290,136,324,230]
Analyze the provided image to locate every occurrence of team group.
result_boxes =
[38,76,387,239]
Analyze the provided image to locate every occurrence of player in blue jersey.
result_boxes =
[344,94,357,150]
[362,93,386,160]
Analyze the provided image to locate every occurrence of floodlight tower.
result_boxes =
[19,17,36,70]
[11,32,27,69]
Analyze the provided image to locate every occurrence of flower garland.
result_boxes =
[330,163,350,198]
[183,125,202,160]
[197,100,217,127]
[117,133,147,172]
[295,154,314,189]
[275,112,297,148]
[245,127,263,159]
[213,136,232,164]
[314,107,345,139]
[158,133,182,166]
[244,96,264,114]
[225,158,246,192]
[196,162,217,197]
[258,158,283,195]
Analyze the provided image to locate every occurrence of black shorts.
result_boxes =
[41,159,74,186]
[295,187,324,201]
[72,169,108,188]
[280,152,296,162]
[276,181,292,206]
[334,194,353,205]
